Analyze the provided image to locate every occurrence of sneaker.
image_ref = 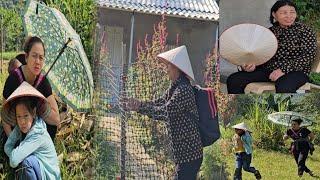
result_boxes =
[298,171,303,177]
[254,170,262,179]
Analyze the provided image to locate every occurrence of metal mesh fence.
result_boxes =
[93,61,176,179]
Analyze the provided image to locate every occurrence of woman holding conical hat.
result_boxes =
[2,82,60,179]
[226,0,317,94]
[125,45,203,179]
[232,122,261,180]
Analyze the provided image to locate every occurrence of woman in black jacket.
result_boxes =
[283,118,315,177]
[227,0,317,94]
[125,45,203,180]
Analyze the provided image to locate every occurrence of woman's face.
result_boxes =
[167,63,180,81]
[16,104,35,134]
[26,43,45,76]
[291,121,300,131]
[273,5,297,27]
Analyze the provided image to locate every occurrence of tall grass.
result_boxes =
[0,64,9,99]
[199,140,230,180]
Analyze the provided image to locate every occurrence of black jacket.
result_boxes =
[138,75,203,164]
[260,22,317,75]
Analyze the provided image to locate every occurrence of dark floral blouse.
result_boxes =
[260,22,317,74]
[138,75,203,164]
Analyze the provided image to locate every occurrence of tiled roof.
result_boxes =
[96,0,219,21]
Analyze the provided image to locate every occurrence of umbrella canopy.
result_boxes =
[219,23,278,66]
[23,0,94,111]
[267,111,314,127]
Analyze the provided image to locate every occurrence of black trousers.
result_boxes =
[293,149,311,175]
[227,69,309,94]
[46,124,57,142]
[174,157,203,180]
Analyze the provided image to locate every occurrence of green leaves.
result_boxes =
[309,72,320,85]
[293,0,320,32]
[0,6,24,51]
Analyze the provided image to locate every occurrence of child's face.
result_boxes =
[235,129,244,135]
[16,104,35,133]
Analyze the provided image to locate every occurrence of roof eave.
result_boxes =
[98,6,219,22]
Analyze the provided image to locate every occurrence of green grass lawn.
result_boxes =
[224,147,320,180]
[0,52,17,61]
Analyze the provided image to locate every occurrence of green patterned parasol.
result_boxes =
[23,0,94,111]
[268,111,314,127]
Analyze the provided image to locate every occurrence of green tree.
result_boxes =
[294,0,320,33]
[0,7,24,52]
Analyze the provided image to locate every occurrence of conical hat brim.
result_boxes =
[157,45,195,81]
[1,82,49,126]
[220,23,278,66]
[232,122,252,132]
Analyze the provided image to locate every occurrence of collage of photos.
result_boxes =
[0,0,319,179]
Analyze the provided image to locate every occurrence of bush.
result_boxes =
[294,0,320,32]
[0,7,24,52]
[1,51,17,60]
[199,141,230,180]
[309,72,320,86]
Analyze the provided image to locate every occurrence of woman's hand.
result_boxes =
[121,98,141,111]
[269,69,285,81]
[241,64,256,72]
[283,134,289,141]
[309,132,315,141]
[45,95,61,128]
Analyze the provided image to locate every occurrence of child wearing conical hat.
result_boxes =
[232,122,261,180]
[2,82,61,180]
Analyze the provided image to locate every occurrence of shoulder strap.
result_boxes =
[34,73,45,89]
[13,67,45,89]
[207,88,218,117]
[13,68,24,83]
[193,85,218,118]
[290,128,302,138]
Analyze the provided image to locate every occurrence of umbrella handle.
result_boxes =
[45,38,72,77]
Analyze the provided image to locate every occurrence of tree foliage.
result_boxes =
[0,7,24,52]
[294,0,320,33]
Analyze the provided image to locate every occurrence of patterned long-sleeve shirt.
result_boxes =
[260,22,317,74]
[138,75,203,164]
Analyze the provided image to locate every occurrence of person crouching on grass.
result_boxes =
[2,82,61,180]
[232,122,261,180]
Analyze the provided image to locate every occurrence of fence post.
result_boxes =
[120,65,129,180]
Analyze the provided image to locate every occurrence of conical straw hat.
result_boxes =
[1,81,50,126]
[232,122,252,132]
[157,45,195,81]
[220,23,278,66]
